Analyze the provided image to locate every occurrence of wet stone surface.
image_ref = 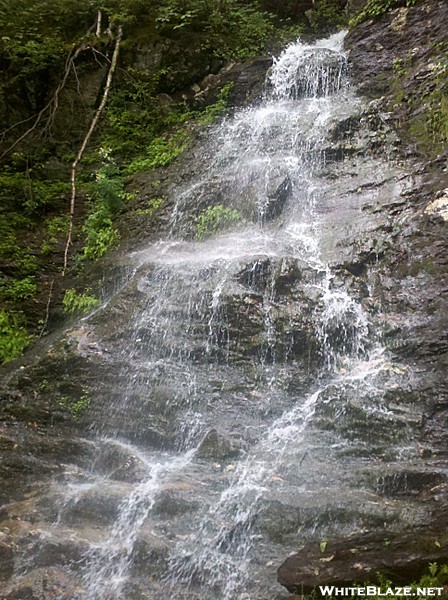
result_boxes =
[0,20,447,600]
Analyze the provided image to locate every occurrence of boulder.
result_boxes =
[264,176,292,221]
[196,429,240,460]
[277,529,448,594]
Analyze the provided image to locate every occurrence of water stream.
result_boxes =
[22,32,426,599]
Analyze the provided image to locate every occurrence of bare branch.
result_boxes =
[63,25,123,275]
[38,279,55,339]
[0,44,90,161]
[96,9,102,37]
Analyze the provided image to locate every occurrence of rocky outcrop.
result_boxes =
[346,0,448,158]
[1,5,448,598]
[346,0,448,376]
[276,4,448,596]
[278,527,448,594]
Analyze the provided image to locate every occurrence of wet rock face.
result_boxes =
[346,0,448,99]
[196,429,240,460]
[1,17,448,600]
[292,49,348,98]
[345,0,448,375]
[278,527,448,594]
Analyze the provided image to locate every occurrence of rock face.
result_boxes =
[276,3,448,594]
[1,7,448,599]
[345,0,448,403]
[278,528,448,594]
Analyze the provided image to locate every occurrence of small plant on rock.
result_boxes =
[195,204,241,239]
[62,288,100,315]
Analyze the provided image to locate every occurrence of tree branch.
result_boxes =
[38,279,55,339]
[62,25,123,275]
[0,44,89,161]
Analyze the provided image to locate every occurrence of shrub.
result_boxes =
[0,310,30,364]
[0,277,37,301]
[62,288,100,315]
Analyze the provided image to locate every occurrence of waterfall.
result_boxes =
[25,31,423,600]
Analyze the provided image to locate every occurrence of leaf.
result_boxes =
[429,562,438,577]
[320,540,328,553]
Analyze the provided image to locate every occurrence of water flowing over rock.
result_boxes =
[1,25,447,600]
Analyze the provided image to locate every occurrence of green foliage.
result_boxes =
[41,215,70,255]
[103,67,170,156]
[0,214,38,276]
[83,213,120,259]
[0,169,70,214]
[350,0,421,27]
[59,388,91,420]
[0,277,37,301]
[155,0,275,60]
[83,216,119,259]
[62,288,100,315]
[81,151,125,260]
[323,563,448,600]
[195,204,240,239]
[0,309,30,364]
[197,83,234,125]
[126,132,190,175]
[135,197,165,216]
[210,2,275,60]
[307,1,347,32]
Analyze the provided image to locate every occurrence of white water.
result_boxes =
[35,32,423,600]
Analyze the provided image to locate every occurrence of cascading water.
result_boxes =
[16,32,429,600]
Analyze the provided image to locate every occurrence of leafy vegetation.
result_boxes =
[154,0,275,60]
[0,310,30,363]
[0,0,347,363]
[0,216,36,273]
[307,1,347,32]
[312,562,448,600]
[195,205,241,239]
[0,277,37,302]
[41,215,70,255]
[62,288,100,315]
[59,388,91,420]
[0,168,70,214]
[126,133,191,175]
[197,83,235,125]
[356,562,448,599]
[349,0,422,27]
[135,197,165,216]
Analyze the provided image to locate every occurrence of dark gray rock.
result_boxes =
[0,540,14,581]
[278,529,448,594]
[264,176,292,221]
[196,429,240,460]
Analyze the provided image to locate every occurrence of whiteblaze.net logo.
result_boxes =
[319,586,445,597]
